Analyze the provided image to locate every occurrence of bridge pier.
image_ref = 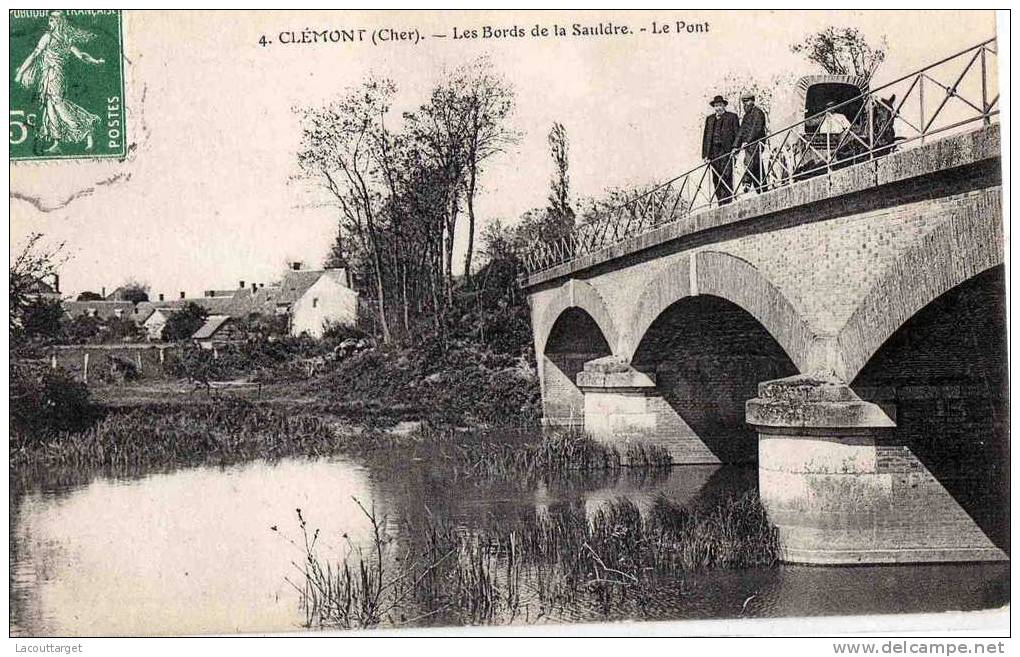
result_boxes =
[577,356,721,464]
[747,374,1007,565]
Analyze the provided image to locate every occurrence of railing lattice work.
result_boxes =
[520,38,999,275]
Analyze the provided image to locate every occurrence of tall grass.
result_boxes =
[291,491,780,629]
[10,400,669,489]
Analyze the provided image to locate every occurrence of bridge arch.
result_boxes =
[849,264,1008,550]
[534,280,617,428]
[533,279,619,357]
[624,250,815,372]
[625,251,805,462]
[838,192,1004,381]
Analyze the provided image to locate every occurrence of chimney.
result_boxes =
[158,293,164,302]
[291,261,303,271]
[239,280,245,289]
[102,286,106,298]
[52,274,60,294]
[180,291,186,299]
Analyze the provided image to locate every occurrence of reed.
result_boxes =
[11,400,669,490]
[291,491,780,629]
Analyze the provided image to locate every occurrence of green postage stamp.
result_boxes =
[9,9,125,161]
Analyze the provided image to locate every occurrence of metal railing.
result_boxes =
[520,38,999,275]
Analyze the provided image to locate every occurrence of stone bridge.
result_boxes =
[523,125,1006,565]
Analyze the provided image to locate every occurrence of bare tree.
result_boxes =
[297,78,396,344]
[10,232,66,337]
[404,84,468,304]
[452,59,518,282]
[791,26,887,79]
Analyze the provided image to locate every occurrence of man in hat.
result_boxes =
[733,92,769,193]
[702,95,739,205]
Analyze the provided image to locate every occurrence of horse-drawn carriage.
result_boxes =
[772,74,899,181]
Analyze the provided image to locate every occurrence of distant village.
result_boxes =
[35,262,359,348]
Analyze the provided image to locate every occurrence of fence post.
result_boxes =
[83,352,89,384]
[51,353,57,370]
[159,347,165,365]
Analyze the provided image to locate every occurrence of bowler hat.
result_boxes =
[709,95,728,107]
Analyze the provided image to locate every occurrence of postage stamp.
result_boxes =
[9,9,125,162]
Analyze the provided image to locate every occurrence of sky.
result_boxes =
[9,10,998,298]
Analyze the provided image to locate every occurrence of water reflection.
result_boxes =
[11,458,381,636]
[10,456,1010,636]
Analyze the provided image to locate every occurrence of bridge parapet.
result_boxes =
[521,38,999,279]
[523,124,999,291]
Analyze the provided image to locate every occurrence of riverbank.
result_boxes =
[9,397,670,491]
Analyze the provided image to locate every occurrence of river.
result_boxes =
[10,455,1009,636]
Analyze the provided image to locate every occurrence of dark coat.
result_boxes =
[702,111,739,159]
[733,105,767,149]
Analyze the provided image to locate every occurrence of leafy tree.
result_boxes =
[76,291,104,301]
[791,26,887,79]
[712,71,798,120]
[161,302,208,342]
[117,279,150,303]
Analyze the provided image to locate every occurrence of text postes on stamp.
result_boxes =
[10,9,125,162]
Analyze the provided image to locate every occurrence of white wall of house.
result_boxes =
[143,310,172,340]
[289,273,358,338]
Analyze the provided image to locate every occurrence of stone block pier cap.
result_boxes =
[576,356,656,390]
[746,373,896,430]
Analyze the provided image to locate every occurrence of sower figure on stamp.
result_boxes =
[14,10,105,153]
[702,95,739,205]
[733,92,768,193]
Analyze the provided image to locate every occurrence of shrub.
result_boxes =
[19,298,64,344]
[61,314,102,343]
[98,316,144,343]
[10,360,102,444]
[162,302,208,342]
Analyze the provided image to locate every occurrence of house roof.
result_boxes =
[140,307,179,324]
[63,300,136,320]
[276,270,326,306]
[18,274,59,296]
[192,315,233,340]
[134,289,254,321]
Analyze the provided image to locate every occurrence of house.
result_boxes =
[21,273,62,302]
[142,308,177,340]
[287,268,358,338]
[191,315,243,349]
[133,286,258,326]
